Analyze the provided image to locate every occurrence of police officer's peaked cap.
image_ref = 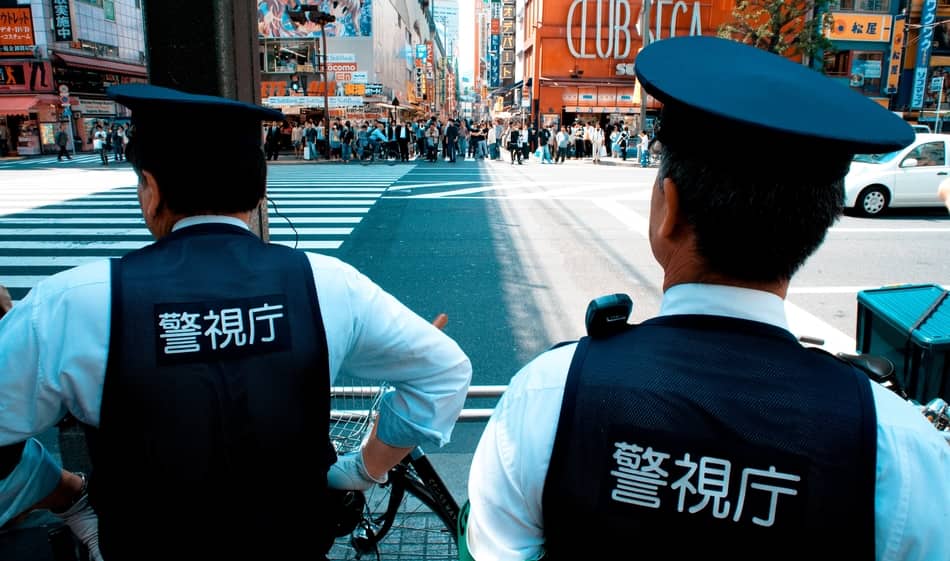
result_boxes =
[106,84,284,148]
[635,36,914,163]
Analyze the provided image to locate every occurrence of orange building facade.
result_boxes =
[522,0,737,130]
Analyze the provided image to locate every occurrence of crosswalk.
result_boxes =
[0,152,121,168]
[0,164,415,302]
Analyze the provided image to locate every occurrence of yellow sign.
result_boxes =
[343,83,366,96]
[885,15,906,95]
[827,13,893,42]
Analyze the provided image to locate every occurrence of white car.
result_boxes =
[845,133,949,216]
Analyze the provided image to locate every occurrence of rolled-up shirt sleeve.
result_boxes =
[308,253,472,449]
[0,439,62,527]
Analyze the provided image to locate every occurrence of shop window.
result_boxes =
[824,50,884,96]
[830,0,889,12]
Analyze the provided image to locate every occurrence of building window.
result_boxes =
[831,0,889,12]
[75,0,103,7]
[104,0,115,21]
[262,39,319,74]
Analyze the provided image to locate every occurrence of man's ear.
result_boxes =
[657,177,682,240]
[138,170,162,220]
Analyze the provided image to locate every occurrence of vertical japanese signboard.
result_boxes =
[912,0,937,109]
[884,14,905,95]
[501,0,515,85]
[415,43,426,99]
[0,7,35,57]
[490,0,500,88]
[52,0,73,42]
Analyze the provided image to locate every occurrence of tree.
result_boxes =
[718,0,835,65]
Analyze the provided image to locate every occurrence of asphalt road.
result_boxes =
[0,155,947,548]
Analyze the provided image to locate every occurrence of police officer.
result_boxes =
[0,84,472,560]
[463,37,950,560]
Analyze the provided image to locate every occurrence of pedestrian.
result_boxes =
[591,122,604,164]
[0,84,472,561]
[639,130,651,167]
[55,123,71,161]
[462,36,948,561]
[93,124,108,166]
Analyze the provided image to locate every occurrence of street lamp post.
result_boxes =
[289,7,336,157]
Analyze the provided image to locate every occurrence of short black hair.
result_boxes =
[126,131,267,216]
[657,144,846,283]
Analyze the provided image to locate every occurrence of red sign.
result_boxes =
[0,60,53,92]
[326,62,357,72]
[0,7,36,57]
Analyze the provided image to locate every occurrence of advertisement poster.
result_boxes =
[0,7,35,57]
[258,0,371,38]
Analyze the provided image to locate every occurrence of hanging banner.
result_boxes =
[884,14,905,95]
[51,0,74,42]
[912,0,938,109]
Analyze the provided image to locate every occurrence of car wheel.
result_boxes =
[856,185,889,217]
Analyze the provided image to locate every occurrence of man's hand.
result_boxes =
[327,449,388,491]
[55,493,103,561]
[939,179,950,212]
[0,285,12,320]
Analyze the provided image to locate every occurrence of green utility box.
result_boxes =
[856,284,950,404]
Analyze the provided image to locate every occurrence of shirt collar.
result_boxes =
[658,283,790,331]
[172,215,250,232]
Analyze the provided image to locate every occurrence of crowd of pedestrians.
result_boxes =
[258,116,658,166]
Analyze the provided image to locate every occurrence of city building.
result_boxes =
[0,0,146,156]
[257,0,451,125]
[898,0,950,130]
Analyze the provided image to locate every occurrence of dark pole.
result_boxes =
[141,0,267,239]
[322,21,330,157]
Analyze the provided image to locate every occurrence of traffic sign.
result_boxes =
[58,84,69,95]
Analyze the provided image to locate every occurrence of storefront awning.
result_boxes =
[53,51,148,78]
[0,95,60,115]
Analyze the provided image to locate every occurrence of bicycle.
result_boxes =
[327,377,461,561]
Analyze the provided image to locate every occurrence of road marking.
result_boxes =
[2,207,371,215]
[387,181,476,191]
[0,256,111,266]
[0,239,342,251]
[0,227,352,237]
[789,284,948,294]
[593,198,857,354]
[829,227,950,233]
[0,216,361,225]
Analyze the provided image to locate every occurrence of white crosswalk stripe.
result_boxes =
[0,164,414,302]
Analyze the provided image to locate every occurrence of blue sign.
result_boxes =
[490,35,501,88]
[912,0,938,109]
[416,44,427,60]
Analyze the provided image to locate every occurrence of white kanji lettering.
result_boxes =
[158,311,202,354]
[248,303,284,344]
[609,442,670,508]
[204,308,247,349]
[732,466,801,527]
[671,453,732,518]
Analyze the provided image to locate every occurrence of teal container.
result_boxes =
[856,284,950,403]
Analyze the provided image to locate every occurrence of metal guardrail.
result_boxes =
[331,384,506,422]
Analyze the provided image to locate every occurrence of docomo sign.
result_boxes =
[327,62,358,73]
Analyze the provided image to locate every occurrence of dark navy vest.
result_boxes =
[542,315,877,560]
[92,223,332,560]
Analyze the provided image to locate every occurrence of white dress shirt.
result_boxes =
[0,216,472,525]
[466,283,950,561]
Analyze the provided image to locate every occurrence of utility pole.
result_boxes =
[289,8,335,158]
[638,0,651,133]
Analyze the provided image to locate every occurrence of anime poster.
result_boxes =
[258,0,372,38]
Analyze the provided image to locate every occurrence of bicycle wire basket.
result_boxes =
[329,376,391,455]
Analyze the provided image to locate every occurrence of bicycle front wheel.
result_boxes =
[329,460,458,561]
